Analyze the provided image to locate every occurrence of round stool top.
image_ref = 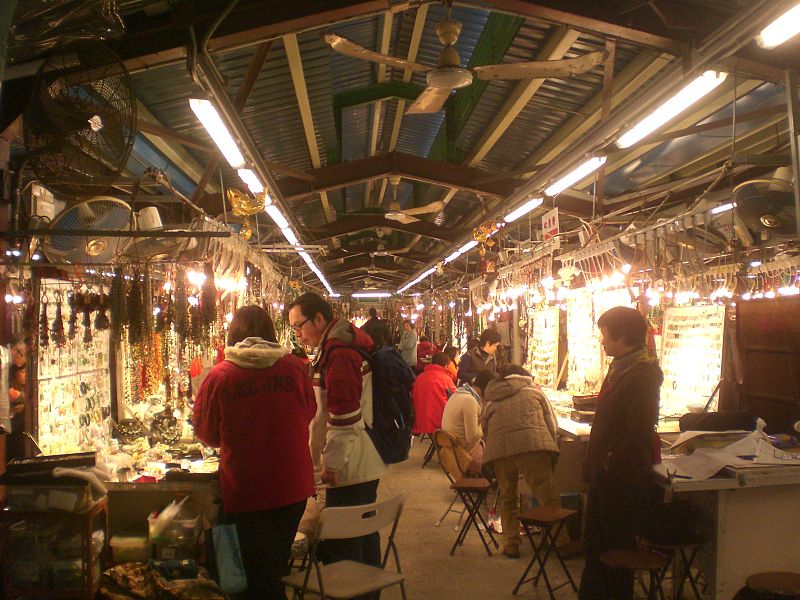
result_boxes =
[747,572,800,595]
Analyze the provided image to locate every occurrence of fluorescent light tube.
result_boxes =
[756,3,800,48]
[281,227,299,245]
[444,250,462,264]
[237,169,264,194]
[710,202,736,215]
[458,240,479,253]
[189,98,245,168]
[420,267,436,278]
[265,204,289,229]
[545,157,607,197]
[616,71,727,149]
[353,292,392,298]
[504,197,544,223]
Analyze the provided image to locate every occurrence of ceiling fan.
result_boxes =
[323,3,607,114]
[383,175,445,223]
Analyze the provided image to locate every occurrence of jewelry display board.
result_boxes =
[36,279,112,455]
[566,288,604,394]
[566,287,634,394]
[524,306,559,389]
[659,304,724,417]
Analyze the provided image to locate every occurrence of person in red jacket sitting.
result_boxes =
[412,352,457,435]
[193,306,316,600]
[415,335,439,373]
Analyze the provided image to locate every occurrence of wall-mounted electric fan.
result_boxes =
[43,197,134,264]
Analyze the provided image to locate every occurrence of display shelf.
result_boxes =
[1,496,108,600]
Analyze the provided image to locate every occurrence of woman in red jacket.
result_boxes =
[193,306,316,600]
[412,352,457,434]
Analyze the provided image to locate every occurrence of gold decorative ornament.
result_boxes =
[239,220,253,241]
[227,188,265,216]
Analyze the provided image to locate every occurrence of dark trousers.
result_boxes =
[579,483,649,600]
[319,479,381,567]
[230,500,306,600]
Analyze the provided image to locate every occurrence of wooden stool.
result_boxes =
[449,477,498,557]
[512,506,578,600]
[644,533,704,599]
[744,572,800,599]
[600,547,668,600]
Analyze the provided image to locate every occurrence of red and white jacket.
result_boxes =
[309,318,387,488]
[193,338,316,513]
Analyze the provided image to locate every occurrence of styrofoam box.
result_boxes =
[110,535,152,564]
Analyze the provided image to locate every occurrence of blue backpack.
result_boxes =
[351,345,416,464]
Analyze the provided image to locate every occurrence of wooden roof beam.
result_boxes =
[279,151,522,202]
[308,214,463,243]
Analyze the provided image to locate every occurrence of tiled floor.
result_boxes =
[377,440,584,599]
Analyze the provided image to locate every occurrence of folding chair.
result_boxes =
[415,432,437,468]
[433,429,499,556]
[282,494,407,600]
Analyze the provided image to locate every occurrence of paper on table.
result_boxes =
[754,438,800,465]
[660,447,757,480]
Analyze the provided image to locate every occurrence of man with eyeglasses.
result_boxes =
[287,293,386,571]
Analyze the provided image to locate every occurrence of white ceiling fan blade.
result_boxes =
[403,200,446,216]
[473,50,607,81]
[385,212,419,224]
[406,86,452,114]
[323,34,431,73]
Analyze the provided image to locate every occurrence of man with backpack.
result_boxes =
[288,293,404,569]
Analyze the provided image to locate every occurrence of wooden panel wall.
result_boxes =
[736,297,800,434]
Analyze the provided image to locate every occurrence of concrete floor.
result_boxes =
[376,439,584,599]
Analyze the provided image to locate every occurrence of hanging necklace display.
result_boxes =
[201,260,216,336]
[39,296,49,349]
[82,290,93,344]
[151,402,181,445]
[128,270,144,345]
[94,289,110,330]
[174,266,188,347]
[110,269,127,341]
[67,290,78,340]
[51,291,67,347]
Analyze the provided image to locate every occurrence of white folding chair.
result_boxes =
[282,494,407,600]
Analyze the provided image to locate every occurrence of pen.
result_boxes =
[671,474,692,479]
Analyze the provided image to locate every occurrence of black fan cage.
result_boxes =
[24,41,136,198]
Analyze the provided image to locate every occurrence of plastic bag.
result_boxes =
[149,496,188,540]
[211,524,247,594]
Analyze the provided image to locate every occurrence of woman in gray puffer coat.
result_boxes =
[483,364,561,558]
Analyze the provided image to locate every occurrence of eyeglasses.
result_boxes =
[291,317,311,332]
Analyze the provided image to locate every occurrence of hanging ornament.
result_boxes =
[472,219,502,257]
[51,292,67,347]
[110,270,127,341]
[239,220,253,242]
[39,297,49,349]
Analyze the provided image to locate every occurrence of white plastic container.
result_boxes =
[110,535,152,564]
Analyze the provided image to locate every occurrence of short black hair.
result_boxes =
[473,369,499,392]
[479,329,501,347]
[597,306,648,347]
[227,305,277,346]
[368,307,378,318]
[499,363,531,378]
[431,352,450,367]
[288,292,333,323]
[444,346,458,361]
[466,337,479,351]
[419,335,429,343]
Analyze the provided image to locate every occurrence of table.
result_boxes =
[656,466,800,599]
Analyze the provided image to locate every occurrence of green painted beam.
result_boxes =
[332,81,426,168]
[429,12,524,163]
[336,80,425,108]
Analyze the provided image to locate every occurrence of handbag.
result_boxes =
[211,523,247,594]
